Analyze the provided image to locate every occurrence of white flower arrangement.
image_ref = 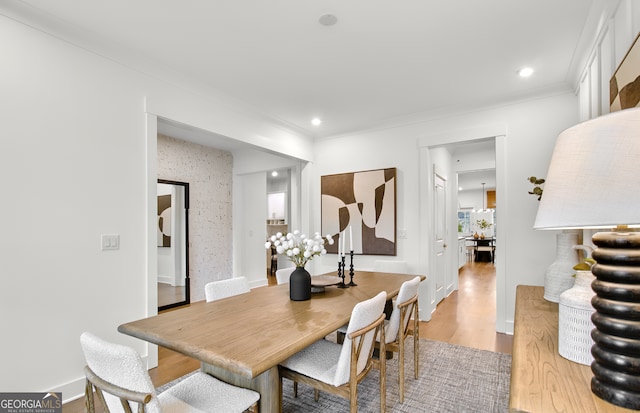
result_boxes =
[265,230,334,268]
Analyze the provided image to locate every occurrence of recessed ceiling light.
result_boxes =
[318,14,338,26]
[271,171,278,177]
[311,118,322,126]
[518,67,534,78]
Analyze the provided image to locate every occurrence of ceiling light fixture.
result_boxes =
[318,14,338,26]
[311,118,322,126]
[271,171,278,177]
[518,67,534,78]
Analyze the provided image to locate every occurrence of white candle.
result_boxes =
[349,226,353,251]
[341,230,345,256]
[338,234,342,258]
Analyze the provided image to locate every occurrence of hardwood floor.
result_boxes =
[64,261,510,412]
[157,282,186,308]
[421,260,513,354]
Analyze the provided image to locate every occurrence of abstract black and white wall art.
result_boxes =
[321,168,396,255]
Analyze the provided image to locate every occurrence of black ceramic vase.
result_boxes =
[290,266,311,301]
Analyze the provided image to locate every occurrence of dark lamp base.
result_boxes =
[590,230,640,409]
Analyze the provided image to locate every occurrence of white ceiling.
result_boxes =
[452,140,497,191]
[5,0,599,140]
[458,170,496,193]
[157,118,253,152]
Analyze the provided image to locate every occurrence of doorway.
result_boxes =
[266,168,292,278]
[418,126,507,333]
[452,140,497,329]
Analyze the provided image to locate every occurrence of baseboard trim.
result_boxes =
[504,320,514,335]
[55,377,84,405]
[59,355,151,404]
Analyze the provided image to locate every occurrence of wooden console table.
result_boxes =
[510,285,635,413]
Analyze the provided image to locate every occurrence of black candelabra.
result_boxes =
[348,250,357,286]
[337,255,348,288]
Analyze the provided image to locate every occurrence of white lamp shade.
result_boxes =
[534,108,640,230]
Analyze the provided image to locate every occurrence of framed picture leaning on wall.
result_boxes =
[610,32,640,112]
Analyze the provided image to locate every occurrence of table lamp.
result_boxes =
[533,107,640,409]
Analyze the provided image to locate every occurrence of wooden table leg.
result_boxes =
[201,363,280,412]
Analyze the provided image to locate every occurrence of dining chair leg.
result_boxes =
[399,334,405,403]
[414,307,420,379]
[84,379,95,413]
[293,381,298,398]
[314,389,319,402]
[349,383,357,413]
[380,338,386,412]
[413,337,419,380]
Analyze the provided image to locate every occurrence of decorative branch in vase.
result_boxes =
[475,219,492,239]
[527,176,545,200]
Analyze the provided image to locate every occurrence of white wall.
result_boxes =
[309,132,421,277]
[232,153,305,285]
[458,189,484,211]
[157,135,234,301]
[308,0,640,332]
[235,172,269,287]
[453,143,496,173]
[310,91,579,332]
[0,13,311,399]
[2,15,147,396]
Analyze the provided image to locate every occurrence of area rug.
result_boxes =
[158,339,511,413]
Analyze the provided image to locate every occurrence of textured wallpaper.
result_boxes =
[157,134,233,302]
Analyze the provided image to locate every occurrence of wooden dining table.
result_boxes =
[118,270,424,412]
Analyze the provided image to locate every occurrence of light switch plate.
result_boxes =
[101,234,120,251]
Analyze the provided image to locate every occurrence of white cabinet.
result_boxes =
[458,237,466,269]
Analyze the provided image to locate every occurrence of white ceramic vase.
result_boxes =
[558,270,596,365]
[543,231,580,303]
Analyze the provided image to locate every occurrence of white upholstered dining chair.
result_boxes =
[381,276,421,403]
[275,266,295,285]
[336,276,421,403]
[279,291,387,413]
[80,332,260,413]
[205,277,250,302]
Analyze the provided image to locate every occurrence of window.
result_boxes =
[458,210,471,233]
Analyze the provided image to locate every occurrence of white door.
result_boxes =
[434,169,447,304]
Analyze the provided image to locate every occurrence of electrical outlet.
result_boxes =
[398,229,407,239]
